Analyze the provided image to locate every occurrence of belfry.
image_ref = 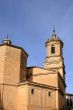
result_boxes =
[44,30,65,79]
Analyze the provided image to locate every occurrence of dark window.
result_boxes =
[67,99,69,106]
[51,45,55,54]
[31,89,34,94]
[70,99,72,107]
[48,92,51,96]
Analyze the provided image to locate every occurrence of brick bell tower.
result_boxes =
[0,36,28,85]
[44,30,66,79]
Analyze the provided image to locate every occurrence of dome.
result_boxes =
[2,35,12,45]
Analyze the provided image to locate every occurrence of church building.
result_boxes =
[0,31,72,110]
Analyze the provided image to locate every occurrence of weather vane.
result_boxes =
[53,25,55,33]
[6,34,9,39]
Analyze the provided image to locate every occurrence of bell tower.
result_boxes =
[44,30,65,79]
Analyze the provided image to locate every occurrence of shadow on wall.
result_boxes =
[0,88,4,110]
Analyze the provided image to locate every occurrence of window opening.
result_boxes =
[51,45,55,54]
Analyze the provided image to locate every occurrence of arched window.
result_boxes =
[70,99,72,107]
[67,99,69,106]
[51,45,55,54]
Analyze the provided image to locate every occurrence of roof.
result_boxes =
[27,66,66,87]
[17,80,58,90]
[27,66,57,72]
[66,93,73,96]
[0,44,28,57]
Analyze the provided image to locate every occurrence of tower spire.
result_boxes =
[52,26,56,38]
[7,34,8,39]
[53,25,55,33]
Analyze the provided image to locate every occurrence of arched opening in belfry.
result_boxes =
[51,45,55,54]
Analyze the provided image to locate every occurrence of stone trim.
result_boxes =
[17,80,59,90]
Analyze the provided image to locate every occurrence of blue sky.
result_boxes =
[0,0,73,93]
